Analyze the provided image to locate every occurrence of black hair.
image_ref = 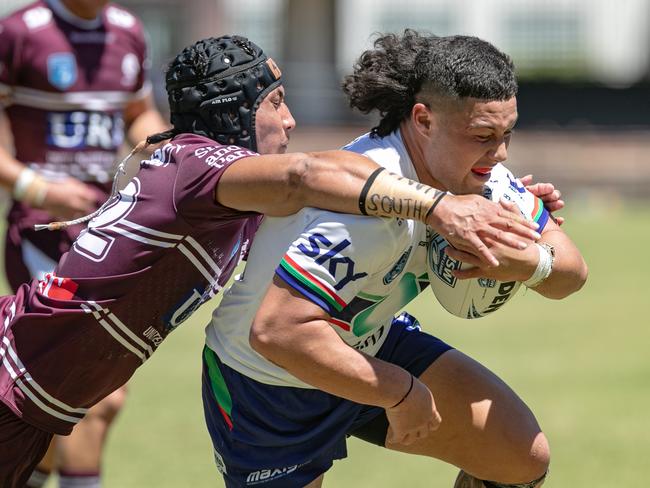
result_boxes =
[342,30,518,137]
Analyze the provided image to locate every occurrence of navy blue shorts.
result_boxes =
[202,312,453,488]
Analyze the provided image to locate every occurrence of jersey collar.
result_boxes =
[46,0,104,30]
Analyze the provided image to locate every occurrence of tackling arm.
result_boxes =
[216,150,542,267]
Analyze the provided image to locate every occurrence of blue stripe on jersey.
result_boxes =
[275,267,334,314]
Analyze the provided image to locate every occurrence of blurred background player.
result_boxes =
[0,0,168,487]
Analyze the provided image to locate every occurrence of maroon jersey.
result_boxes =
[0,0,151,286]
[0,134,261,435]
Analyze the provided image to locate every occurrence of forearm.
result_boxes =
[299,154,444,222]
[529,229,588,299]
[217,149,444,220]
[251,317,410,408]
[0,144,25,190]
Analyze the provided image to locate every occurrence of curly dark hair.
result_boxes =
[342,30,518,137]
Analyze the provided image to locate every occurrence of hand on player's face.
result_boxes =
[255,86,295,155]
[420,97,518,196]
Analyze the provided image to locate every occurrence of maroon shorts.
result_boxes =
[0,401,53,487]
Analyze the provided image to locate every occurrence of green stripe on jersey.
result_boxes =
[279,258,344,312]
[203,347,233,416]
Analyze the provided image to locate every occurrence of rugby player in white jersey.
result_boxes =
[203,32,588,488]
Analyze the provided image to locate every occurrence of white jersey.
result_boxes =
[206,131,430,387]
[205,130,546,388]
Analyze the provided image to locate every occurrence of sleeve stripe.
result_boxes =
[275,267,337,314]
[531,197,550,232]
[279,255,346,311]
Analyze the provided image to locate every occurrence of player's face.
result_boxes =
[416,97,518,195]
[255,86,296,155]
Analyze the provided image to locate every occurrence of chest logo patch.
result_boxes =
[47,53,77,90]
[383,246,412,285]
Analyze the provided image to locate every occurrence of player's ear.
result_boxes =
[411,103,434,138]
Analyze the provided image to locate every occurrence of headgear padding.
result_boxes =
[165,35,282,151]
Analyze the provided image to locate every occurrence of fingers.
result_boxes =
[445,247,482,269]
[519,174,533,186]
[452,267,485,280]
[454,237,498,268]
[543,198,565,213]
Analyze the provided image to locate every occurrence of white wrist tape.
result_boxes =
[12,167,36,201]
[523,243,554,288]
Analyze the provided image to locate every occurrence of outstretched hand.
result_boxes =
[426,194,540,268]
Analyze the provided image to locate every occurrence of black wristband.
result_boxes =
[390,373,414,409]
[358,167,386,215]
[424,191,448,222]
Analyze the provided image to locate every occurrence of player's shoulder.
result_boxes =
[165,133,257,167]
[342,131,407,175]
[103,3,145,39]
[0,1,52,35]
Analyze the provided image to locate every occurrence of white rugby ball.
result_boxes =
[426,164,548,319]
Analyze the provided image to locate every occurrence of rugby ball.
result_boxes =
[426,165,549,319]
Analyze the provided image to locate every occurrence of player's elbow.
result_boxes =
[249,316,282,359]
[546,258,589,300]
[282,153,312,208]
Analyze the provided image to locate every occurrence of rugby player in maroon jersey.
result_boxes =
[0,0,168,485]
[0,34,556,486]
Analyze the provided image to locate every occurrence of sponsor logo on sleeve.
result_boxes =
[297,233,367,290]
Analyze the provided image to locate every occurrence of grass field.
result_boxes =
[4,204,648,487]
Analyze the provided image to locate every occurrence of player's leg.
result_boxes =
[303,475,324,488]
[201,346,351,488]
[388,349,549,486]
[27,442,56,488]
[0,402,54,487]
[56,386,127,487]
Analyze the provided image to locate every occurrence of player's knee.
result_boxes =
[87,387,128,424]
[511,432,550,483]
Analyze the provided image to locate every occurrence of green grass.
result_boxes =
[4,204,648,486]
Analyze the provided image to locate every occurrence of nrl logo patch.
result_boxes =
[47,53,77,90]
[383,246,412,285]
